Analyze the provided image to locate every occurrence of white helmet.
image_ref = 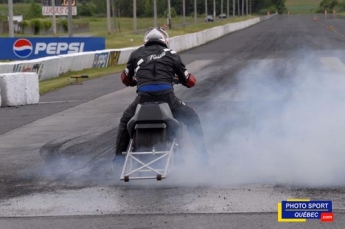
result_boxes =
[144,27,170,48]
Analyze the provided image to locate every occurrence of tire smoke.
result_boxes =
[172,53,345,187]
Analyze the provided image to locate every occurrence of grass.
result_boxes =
[285,0,321,14]
[39,65,124,94]
[76,15,255,49]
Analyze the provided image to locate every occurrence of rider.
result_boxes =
[115,27,208,165]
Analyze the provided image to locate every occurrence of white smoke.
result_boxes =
[170,52,345,188]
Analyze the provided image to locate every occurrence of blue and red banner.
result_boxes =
[0,37,105,60]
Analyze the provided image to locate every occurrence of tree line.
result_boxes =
[0,0,286,17]
[317,0,345,13]
[78,0,287,16]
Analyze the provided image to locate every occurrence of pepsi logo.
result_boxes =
[13,38,33,58]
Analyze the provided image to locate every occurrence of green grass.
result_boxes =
[285,0,321,14]
[39,65,124,94]
[76,15,255,49]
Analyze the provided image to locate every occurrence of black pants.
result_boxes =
[115,91,208,161]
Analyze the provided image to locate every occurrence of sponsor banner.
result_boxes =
[92,52,109,68]
[13,62,44,80]
[107,51,121,67]
[42,6,77,16]
[0,37,105,60]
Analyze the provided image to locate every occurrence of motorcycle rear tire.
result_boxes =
[134,128,168,152]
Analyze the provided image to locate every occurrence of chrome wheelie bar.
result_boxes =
[120,139,177,182]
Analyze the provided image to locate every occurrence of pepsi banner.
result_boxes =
[0,37,105,60]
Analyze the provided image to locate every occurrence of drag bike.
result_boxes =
[119,78,183,182]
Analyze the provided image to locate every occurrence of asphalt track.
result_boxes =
[1,15,345,228]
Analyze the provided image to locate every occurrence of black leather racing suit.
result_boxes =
[115,41,208,164]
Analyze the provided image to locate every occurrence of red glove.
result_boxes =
[121,70,136,87]
[185,73,196,88]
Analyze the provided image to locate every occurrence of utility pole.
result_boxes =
[68,0,73,37]
[168,0,171,29]
[205,0,208,16]
[133,0,137,32]
[153,0,157,27]
[194,0,197,23]
[52,0,57,36]
[227,0,229,18]
[233,0,235,16]
[242,0,244,16]
[250,0,252,15]
[112,0,117,33]
[237,0,240,16]
[8,0,14,37]
[107,0,111,34]
[221,0,223,16]
[183,0,186,27]
[246,0,248,15]
[213,0,216,20]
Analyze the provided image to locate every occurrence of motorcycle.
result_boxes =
[118,78,183,182]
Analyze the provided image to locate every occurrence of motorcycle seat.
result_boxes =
[127,102,180,136]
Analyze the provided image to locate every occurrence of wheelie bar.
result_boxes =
[120,139,177,182]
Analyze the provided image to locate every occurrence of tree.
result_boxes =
[26,2,42,19]
[271,0,286,13]
[317,0,340,12]
[30,19,42,35]
[78,2,96,16]
[164,7,177,18]
[43,20,52,33]
[144,0,153,17]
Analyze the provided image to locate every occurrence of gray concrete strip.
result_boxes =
[1,212,345,229]
[0,184,344,217]
[0,185,277,217]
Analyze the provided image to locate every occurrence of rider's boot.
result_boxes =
[115,124,130,155]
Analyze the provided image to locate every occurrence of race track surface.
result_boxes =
[1,15,345,228]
